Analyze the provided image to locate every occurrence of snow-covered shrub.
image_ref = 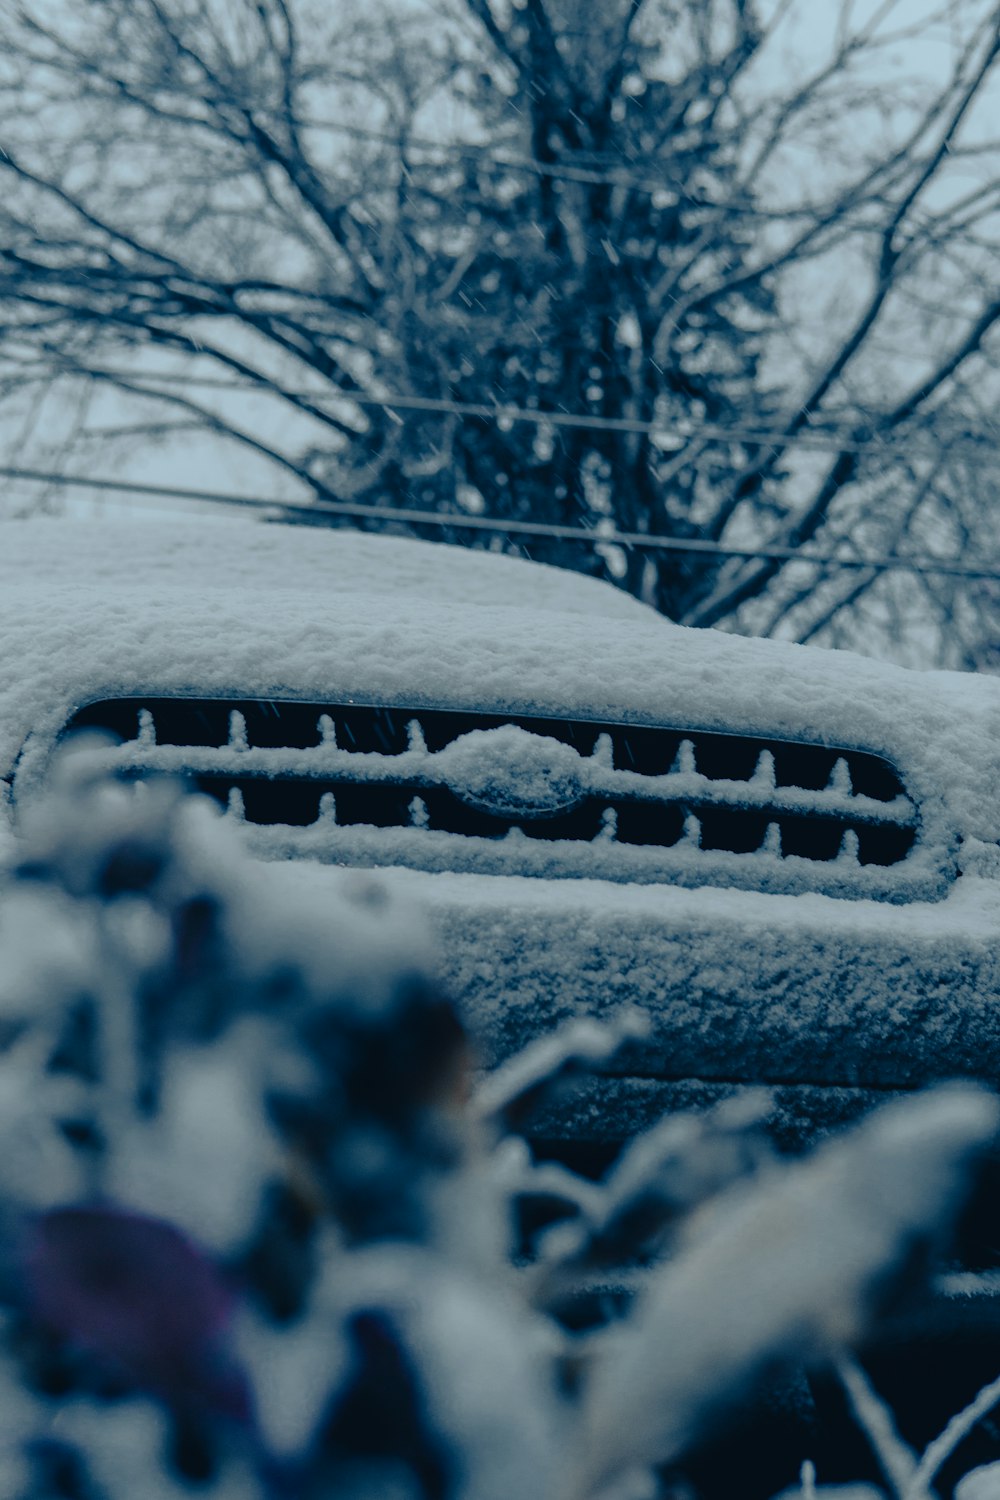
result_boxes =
[0,746,996,1500]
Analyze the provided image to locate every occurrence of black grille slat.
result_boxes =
[56,696,931,900]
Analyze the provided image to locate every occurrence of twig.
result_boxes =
[909,1371,1000,1497]
[836,1354,925,1500]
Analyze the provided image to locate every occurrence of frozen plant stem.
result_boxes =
[908,1370,1000,1498]
[835,1354,924,1500]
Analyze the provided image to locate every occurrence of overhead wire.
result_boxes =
[59,365,1000,460]
[2,463,998,583]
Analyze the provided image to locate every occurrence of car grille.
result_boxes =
[58,698,928,901]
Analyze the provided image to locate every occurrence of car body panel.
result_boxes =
[4,515,1000,1152]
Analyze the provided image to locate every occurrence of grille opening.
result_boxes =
[518,803,605,842]
[699,808,770,855]
[614,725,683,776]
[778,815,847,863]
[772,743,838,792]
[423,788,604,842]
[614,801,686,848]
[153,700,234,748]
[194,775,322,826]
[846,756,902,803]
[155,701,238,748]
[326,782,421,829]
[420,787,513,839]
[330,707,409,756]
[780,816,918,865]
[856,822,918,867]
[58,697,925,895]
[693,736,762,783]
[71,698,143,744]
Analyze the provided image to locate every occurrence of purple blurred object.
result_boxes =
[22,1204,252,1423]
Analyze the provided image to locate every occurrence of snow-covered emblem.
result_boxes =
[438,725,586,819]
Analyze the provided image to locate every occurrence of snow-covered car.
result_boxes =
[3,516,1000,1238]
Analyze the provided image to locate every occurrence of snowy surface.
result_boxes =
[4,512,1000,1103]
[1,515,998,846]
[271,859,1000,1094]
[1,525,999,1495]
[230,816,941,903]
[0,512,651,619]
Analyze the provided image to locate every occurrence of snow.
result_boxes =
[957,1462,1000,1500]
[29,1398,264,1500]
[334,860,1000,1098]
[4,512,1000,1102]
[0,1031,88,1206]
[0,739,996,1500]
[317,1244,567,1500]
[0,512,650,620]
[228,817,940,901]
[576,1086,1000,1489]
[107,1023,284,1254]
[0,516,996,839]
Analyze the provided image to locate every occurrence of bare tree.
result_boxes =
[2,0,1000,660]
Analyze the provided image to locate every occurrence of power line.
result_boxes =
[3,463,998,582]
[70,365,1000,459]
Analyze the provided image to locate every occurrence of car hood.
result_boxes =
[2,516,999,842]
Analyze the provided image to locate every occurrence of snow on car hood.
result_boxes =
[2,515,999,841]
[0,514,652,618]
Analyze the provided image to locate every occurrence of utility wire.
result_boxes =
[2,464,998,582]
[66,366,1000,459]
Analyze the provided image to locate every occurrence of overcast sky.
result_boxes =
[5,0,997,524]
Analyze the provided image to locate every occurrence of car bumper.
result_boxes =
[262,862,1000,1143]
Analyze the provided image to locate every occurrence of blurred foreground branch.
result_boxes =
[0,756,994,1497]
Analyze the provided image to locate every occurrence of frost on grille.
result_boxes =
[60,698,928,901]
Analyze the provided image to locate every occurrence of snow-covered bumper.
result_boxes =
[354,865,1000,1150]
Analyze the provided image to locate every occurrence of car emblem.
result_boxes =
[438,725,587,819]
